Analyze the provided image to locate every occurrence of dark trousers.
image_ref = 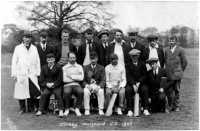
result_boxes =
[63,85,83,109]
[38,87,64,111]
[150,92,166,112]
[125,84,149,111]
[19,98,39,112]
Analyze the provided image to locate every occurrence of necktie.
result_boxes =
[154,70,157,80]
[43,45,46,51]
[88,42,92,52]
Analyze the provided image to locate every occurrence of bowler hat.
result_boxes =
[46,53,55,58]
[90,52,98,58]
[85,28,93,34]
[40,31,48,37]
[146,57,158,63]
[98,30,109,39]
[129,49,141,56]
[22,30,32,37]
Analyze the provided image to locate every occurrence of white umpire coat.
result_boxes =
[11,43,41,99]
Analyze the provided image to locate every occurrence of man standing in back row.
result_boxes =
[165,35,188,112]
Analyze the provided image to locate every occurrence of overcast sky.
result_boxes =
[0,1,199,33]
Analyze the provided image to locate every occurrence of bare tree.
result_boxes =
[17,1,115,31]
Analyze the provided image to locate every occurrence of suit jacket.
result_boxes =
[97,42,110,67]
[108,41,131,66]
[125,61,147,86]
[39,63,63,90]
[128,41,145,61]
[165,45,188,80]
[146,67,174,96]
[77,40,99,65]
[53,42,77,63]
[36,43,54,68]
[142,46,165,68]
[82,64,106,88]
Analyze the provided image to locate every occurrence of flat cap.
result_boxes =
[146,57,158,63]
[147,35,158,39]
[46,53,55,58]
[22,30,32,37]
[40,31,48,36]
[129,49,141,56]
[98,30,109,39]
[127,29,138,36]
[90,51,98,58]
[85,28,94,34]
[170,35,178,40]
[110,53,118,59]
[115,28,123,34]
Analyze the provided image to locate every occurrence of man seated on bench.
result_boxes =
[36,53,64,117]
[62,51,84,116]
[146,57,174,113]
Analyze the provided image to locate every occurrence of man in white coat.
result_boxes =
[11,31,41,114]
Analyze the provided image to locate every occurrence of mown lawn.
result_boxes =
[1,48,199,130]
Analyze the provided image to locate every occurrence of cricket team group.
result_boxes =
[11,28,188,117]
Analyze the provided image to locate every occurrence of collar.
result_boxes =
[48,63,54,69]
[130,41,136,47]
[91,64,96,69]
[40,42,46,47]
[67,62,77,67]
[102,42,108,46]
[149,44,158,49]
[170,45,177,49]
[153,67,159,74]
[112,39,125,46]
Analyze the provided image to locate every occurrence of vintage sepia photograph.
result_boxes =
[1,1,199,130]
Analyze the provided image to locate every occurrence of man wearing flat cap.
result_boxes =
[105,53,126,115]
[127,30,145,62]
[125,49,150,116]
[108,28,131,67]
[77,28,98,66]
[146,57,174,113]
[11,30,41,114]
[97,30,110,67]
[53,29,77,66]
[82,52,105,116]
[164,35,188,112]
[142,35,165,71]
[36,53,64,117]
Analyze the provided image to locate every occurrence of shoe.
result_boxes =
[85,110,90,116]
[64,109,69,116]
[143,109,150,116]
[117,108,123,115]
[19,111,25,114]
[127,110,133,117]
[99,109,104,115]
[36,111,42,116]
[165,109,169,114]
[59,110,63,117]
[175,107,179,112]
[69,107,75,112]
[75,108,82,116]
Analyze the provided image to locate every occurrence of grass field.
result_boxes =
[1,48,199,130]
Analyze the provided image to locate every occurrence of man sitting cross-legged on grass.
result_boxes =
[82,52,105,116]
[36,53,64,117]
[62,51,84,116]
[105,53,126,115]
[146,57,174,113]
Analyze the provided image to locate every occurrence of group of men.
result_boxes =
[11,28,188,118]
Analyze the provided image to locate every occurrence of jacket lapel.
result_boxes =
[171,45,180,58]
[93,64,100,76]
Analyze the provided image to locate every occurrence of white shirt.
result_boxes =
[105,63,126,88]
[83,40,93,66]
[130,42,136,48]
[113,39,125,66]
[148,44,160,67]
[40,43,46,50]
[170,45,177,53]
[153,67,159,75]
[102,42,108,49]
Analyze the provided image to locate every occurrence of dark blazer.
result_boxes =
[128,41,145,61]
[97,42,110,67]
[165,45,188,80]
[142,46,165,68]
[77,40,99,65]
[36,43,54,68]
[53,42,77,63]
[39,63,63,90]
[108,41,131,66]
[125,61,147,86]
[82,64,106,88]
[146,67,174,96]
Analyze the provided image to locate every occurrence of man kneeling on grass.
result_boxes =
[146,57,174,113]
[36,53,64,117]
